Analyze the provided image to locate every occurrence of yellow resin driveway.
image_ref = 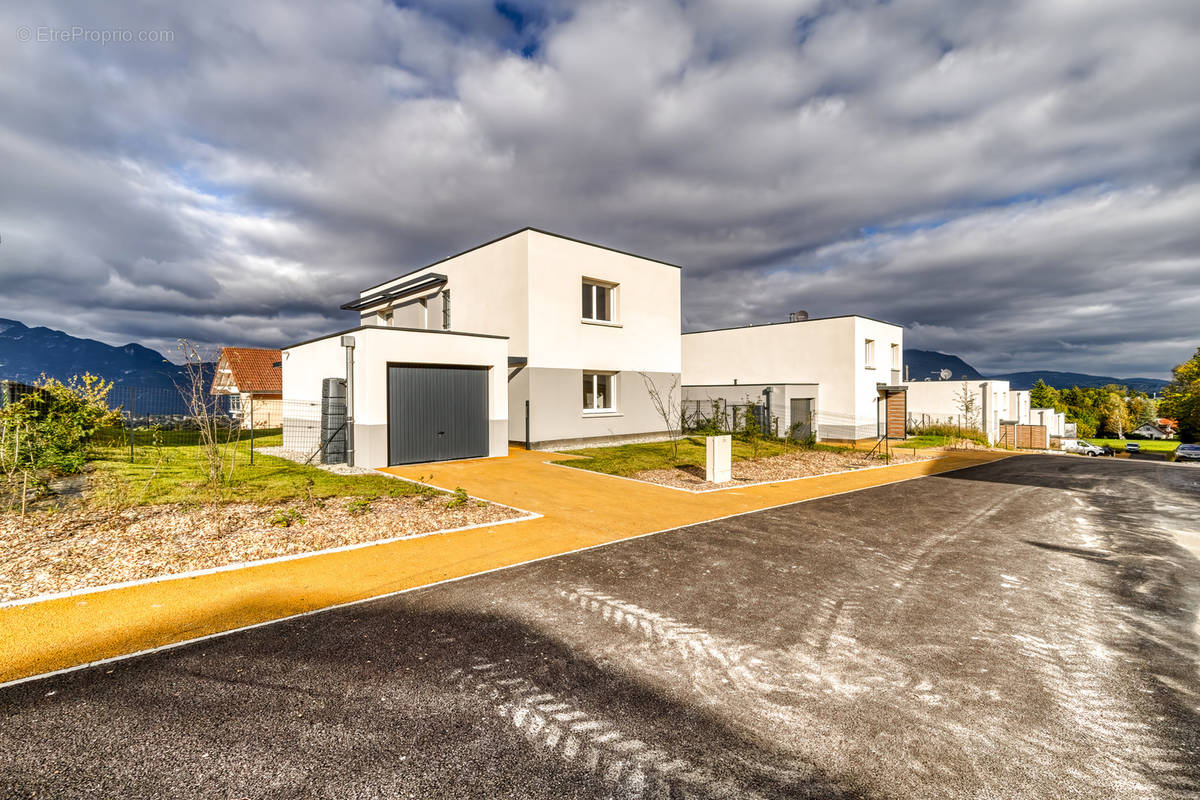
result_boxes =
[0,447,1009,684]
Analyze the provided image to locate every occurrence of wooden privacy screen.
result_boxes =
[886,391,906,439]
[1000,424,1049,449]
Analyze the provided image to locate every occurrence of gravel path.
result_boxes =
[0,493,527,603]
[634,447,930,490]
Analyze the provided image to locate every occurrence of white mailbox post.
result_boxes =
[705,435,732,483]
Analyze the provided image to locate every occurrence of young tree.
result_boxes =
[1161,346,1200,442]
[638,372,683,458]
[176,339,241,494]
[953,380,979,430]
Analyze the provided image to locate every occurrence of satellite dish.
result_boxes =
[939,369,953,380]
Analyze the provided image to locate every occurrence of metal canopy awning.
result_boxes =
[340,272,448,312]
[507,356,528,367]
[876,383,907,392]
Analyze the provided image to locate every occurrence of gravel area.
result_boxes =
[254,446,378,475]
[0,493,528,603]
[634,447,930,490]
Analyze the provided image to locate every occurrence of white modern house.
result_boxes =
[282,228,681,467]
[1009,389,1032,426]
[681,315,907,443]
[1031,407,1068,438]
[904,378,1012,444]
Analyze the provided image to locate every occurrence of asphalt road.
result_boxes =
[2,455,1199,799]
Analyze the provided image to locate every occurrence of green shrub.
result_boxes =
[0,374,121,476]
[905,421,989,446]
[739,402,764,458]
[445,487,469,508]
[345,497,372,516]
[269,507,305,527]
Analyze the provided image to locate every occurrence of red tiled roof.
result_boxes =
[216,347,282,394]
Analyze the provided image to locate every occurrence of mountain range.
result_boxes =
[904,349,1170,393]
[0,318,192,388]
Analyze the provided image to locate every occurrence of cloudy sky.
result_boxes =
[1,0,1198,377]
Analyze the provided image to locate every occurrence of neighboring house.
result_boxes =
[283,228,681,467]
[904,379,1012,445]
[1008,390,1032,425]
[210,347,283,428]
[681,316,906,442]
[1031,407,1067,439]
[1132,421,1175,439]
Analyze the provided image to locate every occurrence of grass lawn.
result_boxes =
[88,431,423,507]
[901,434,975,449]
[554,436,847,477]
[1087,438,1180,453]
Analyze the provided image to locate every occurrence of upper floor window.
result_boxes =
[891,343,900,370]
[582,279,615,322]
[864,338,876,368]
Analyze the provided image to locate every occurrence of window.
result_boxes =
[441,290,451,330]
[583,371,615,412]
[864,339,876,368]
[582,280,615,322]
[891,343,900,370]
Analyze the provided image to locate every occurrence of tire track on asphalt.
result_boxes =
[557,586,916,702]
[447,657,798,800]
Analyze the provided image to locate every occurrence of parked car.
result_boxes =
[1176,444,1200,462]
[1061,439,1107,457]
[1125,442,1141,453]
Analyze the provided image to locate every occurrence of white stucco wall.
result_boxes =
[682,316,902,441]
[358,232,530,355]
[525,230,681,374]
[905,379,1012,443]
[281,326,509,468]
[1009,390,1032,425]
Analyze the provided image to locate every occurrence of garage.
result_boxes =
[387,364,489,465]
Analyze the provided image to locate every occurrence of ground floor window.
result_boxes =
[583,371,615,412]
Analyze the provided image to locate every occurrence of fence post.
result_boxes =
[128,386,135,463]
[249,396,254,465]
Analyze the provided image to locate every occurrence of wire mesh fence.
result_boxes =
[682,399,777,437]
[1,379,348,469]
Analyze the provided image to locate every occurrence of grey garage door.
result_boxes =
[387,364,489,465]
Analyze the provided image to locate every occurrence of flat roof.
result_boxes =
[683,313,902,334]
[341,272,447,312]
[358,227,682,296]
[281,324,508,351]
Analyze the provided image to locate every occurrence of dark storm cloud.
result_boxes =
[0,0,1197,375]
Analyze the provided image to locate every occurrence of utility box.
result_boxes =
[705,435,732,483]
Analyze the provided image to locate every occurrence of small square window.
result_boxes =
[583,372,614,412]
[582,280,614,322]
